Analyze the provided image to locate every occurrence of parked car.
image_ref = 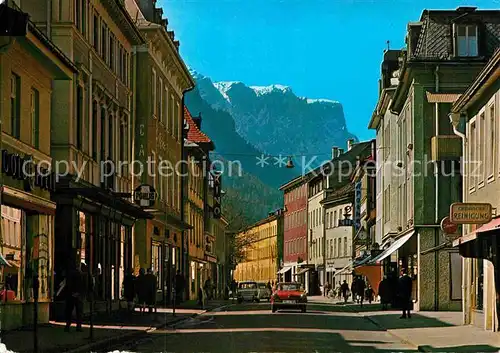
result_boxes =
[257,282,271,301]
[271,282,307,313]
[237,281,259,303]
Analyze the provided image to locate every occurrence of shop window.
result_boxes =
[1,205,22,300]
[119,225,125,297]
[152,243,161,290]
[10,73,20,139]
[450,252,462,300]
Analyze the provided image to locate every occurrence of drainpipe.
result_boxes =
[46,0,52,39]
[434,65,440,311]
[450,111,468,323]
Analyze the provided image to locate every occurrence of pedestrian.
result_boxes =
[204,277,212,301]
[378,276,390,310]
[365,285,374,304]
[145,268,157,313]
[324,282,330,297]
[398,268,413,319]
[336,282,342,300]
[351,277,357,302]
[231,279,237,303]
[356,277,366,307]
[123,268,136,312]
[340,280,349,303]
[174,270,185,304]
[136,268,147,313]
[64,262,87,332]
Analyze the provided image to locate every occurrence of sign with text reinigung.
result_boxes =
[449,203,492,224]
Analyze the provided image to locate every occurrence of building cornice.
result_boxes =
[101,0,145,45]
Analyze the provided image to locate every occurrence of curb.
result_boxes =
[65,303,231,353]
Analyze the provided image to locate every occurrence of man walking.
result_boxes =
[340,280,349,303]
[399,268,413,319]
[64,262,87,332]
[174,270,185,304]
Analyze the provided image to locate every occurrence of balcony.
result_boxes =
[430,135,462,161]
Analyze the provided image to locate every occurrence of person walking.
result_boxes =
[365,285,374,304]
[145,268,157,313]
[378,276,390,310]
[336,282,342,300]
[398,268,413,318]
[204,277,212,301]
[356,277,366,307]
[136,268,147,313]
[123,269,136,312]
[64,262,87,332]
[340,280,349,303]
[174,270,185,305]
[351,277,357,302]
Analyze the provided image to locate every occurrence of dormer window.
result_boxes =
[456,24,478,57]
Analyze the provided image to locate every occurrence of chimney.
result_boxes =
[192,113,202,129]
[338,148,344,156]
[347,139,355,151]
[371,139,376,160]
[332,147,339,159]
[137,0,156,22]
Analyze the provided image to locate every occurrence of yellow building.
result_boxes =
[234,215,280,283]
[0,20,76,329]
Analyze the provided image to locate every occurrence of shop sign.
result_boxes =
[326,260,335,271]
[133,184,157,207]
[440,216,458,234]
[213,172,222,219]
[449,203,492,224]
[1,150,55,192]
[353,181,362,232]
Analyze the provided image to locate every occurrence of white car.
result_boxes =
[257,282,271,301]
[237,281,260,303]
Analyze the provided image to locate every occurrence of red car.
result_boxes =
[271,282,307,313]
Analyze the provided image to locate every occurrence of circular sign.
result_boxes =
[133,184,157,208]
[441,216,458,234]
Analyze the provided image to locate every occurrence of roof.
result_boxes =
[411,9,500,61]
[321,183,355,205]
[426,92,462,103]
[452,47,500,113]
[184,107,212,144]
[279,175,307,191]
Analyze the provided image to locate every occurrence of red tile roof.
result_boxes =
[184,107,212,144]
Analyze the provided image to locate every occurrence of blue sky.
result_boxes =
[158,0,499,141]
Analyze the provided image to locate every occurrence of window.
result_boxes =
[175,102,180,140]
[100,107,106,162]
[92,102,98,160]
[152,69,157,116]
[151,151,157,191]
[120,122,126,173]
[384,185,391,222]
[344,237,347,256]
[384,121,390,160]
[456,24,478,57]
[333,210,337,228]
[479,112,485,183]
[488,104,495,178]
[152,243,162,290]
[75,0,81,30]
[76,86,83,149]
[93,14,99,51]
[157,78,162,119]
[101,23,107,61]
[31,88,40,148]
[470,120,477,189]
[1,205,22,299]
[109,35,115,71]
[159,156,164,200]
[169,95,174,132]
[108,113,113,160]
[10,73,20,139]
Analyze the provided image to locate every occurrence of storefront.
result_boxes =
[0,152,57,330]
[51,176,152,318]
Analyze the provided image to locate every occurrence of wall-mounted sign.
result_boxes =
[133,184,157,208]
[449,202,492,224]
[440,216,458,234]
[353,181,362,232]
[213,172,222,219]
[1,150,55,192]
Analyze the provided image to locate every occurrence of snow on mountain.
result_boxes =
[249,84,292,96]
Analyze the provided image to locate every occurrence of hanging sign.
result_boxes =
[133,184,157,208]
[449,203,492,224]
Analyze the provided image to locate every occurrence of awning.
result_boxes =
[278,266,291,275]
[295,267,310,276]
[369,231,415,264]
[453,217,500,247]
[426,92,461,103]
[353,255,372,267]
[0,254,10,267]
[334,262,353,276]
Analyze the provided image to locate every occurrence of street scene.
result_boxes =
[1,0,500,352]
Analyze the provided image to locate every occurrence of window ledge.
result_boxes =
[469,186,476,194]
[487,174,495,184]
[477,181,485,190]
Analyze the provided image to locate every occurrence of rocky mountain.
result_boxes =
[185,71,357,227]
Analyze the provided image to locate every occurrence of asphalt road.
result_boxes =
[108,300,419,353]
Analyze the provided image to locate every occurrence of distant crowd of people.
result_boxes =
[325,268,413,318]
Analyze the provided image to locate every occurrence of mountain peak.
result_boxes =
[249,84,292,96]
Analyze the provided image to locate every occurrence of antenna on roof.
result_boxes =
[386,40,390,51]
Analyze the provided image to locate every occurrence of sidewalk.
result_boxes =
[0,300,230,353]
[353,306,500,352]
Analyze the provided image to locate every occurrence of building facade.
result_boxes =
[322,185,354,288]
[233,214,282,284]
[368,7,500,312]
[451,48,500,331]
[279,178,308,287]
[0,19,76,330]
[308,174,327,294]
[183,108,214,300]
[125,0,193,304]
[214,215,229,299]
[17,0,155,317]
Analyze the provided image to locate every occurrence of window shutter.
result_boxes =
[452,23,458,57]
